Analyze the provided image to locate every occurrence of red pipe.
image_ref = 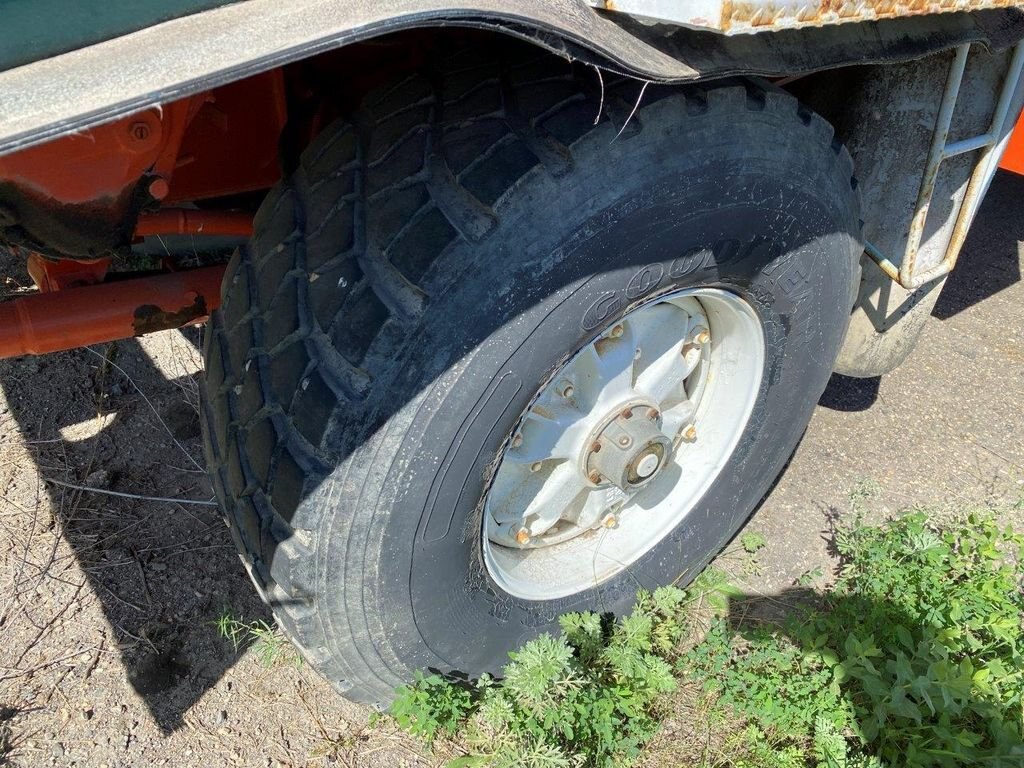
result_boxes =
[135,209,254,238]
[0,265,226,357]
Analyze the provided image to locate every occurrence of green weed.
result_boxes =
[214,612,302,669]
[388,508,1024,767]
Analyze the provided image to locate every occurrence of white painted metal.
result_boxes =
[482,288,764,601]
[865,41,1024,289]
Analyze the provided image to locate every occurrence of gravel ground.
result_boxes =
[0,171,1021,767]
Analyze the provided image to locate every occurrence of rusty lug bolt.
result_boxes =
[515,528,530,545]
[694,328,711,345]
[621,407,633,419]
[588,470,603,484]
[530,461,543,473]
[647,407,659,420]
[682,424,697,441]
[610,324,624,338]
[590,441,602,454]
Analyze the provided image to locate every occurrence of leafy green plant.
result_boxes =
[740,532,767,554]
[391,671,475,743]
[687,510,1024,767]
[389,506,1024,767]
[391,586,687,766]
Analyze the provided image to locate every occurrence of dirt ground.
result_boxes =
[1,171,1022,768]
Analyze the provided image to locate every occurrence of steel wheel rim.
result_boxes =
[481,287,765,601]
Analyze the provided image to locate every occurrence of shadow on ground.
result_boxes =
[933,170,1024,320]
[0,320,270,733]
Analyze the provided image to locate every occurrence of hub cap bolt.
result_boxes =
[515,528,530,545]
[682,424,697,441]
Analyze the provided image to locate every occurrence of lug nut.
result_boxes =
[682,424,697,441]
[530,461,543,473]
[621,407,633,419]
[647,408,659,420]
[588,470,603,484]
[610,324,624,338]
[694,328,711,345]
[602,514,619,529]
[515,528,531,545]
[558,381,575,398]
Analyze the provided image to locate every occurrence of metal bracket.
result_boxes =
[866,41,1024,290]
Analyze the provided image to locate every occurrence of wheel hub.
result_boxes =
[584,404,672,491]
[481,287,765,601]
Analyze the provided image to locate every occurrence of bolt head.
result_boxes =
[512,434,523,448]
[602,514,619,529]
[558,380,575,398]
[129,121,151,141]
[621,407,633,420]
[148,177,169,200]
[610,324,624,338]
[682,424,697,441]
[647,408,659,421]
[530,461,543,473]
[588,470,602,484]
[515,528,530,545]
[694,329,711,345]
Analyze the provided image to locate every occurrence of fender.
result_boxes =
[0,0,1022,156]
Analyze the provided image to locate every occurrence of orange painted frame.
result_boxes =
[999,109,1024,174]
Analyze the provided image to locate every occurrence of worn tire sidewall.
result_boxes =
[315,95,860,682]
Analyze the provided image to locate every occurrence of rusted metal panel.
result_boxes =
[589,0,1020,34]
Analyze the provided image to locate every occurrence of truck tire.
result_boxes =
[201,39,862,705]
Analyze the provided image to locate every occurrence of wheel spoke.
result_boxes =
[633,303,703,405]
[508,406,592,463]
[572,323,637,412]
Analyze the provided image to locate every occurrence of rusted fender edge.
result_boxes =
[0,0,1022,158]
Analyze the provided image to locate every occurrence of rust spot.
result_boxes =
[132,294,208,336]
[722,0,1016,32]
